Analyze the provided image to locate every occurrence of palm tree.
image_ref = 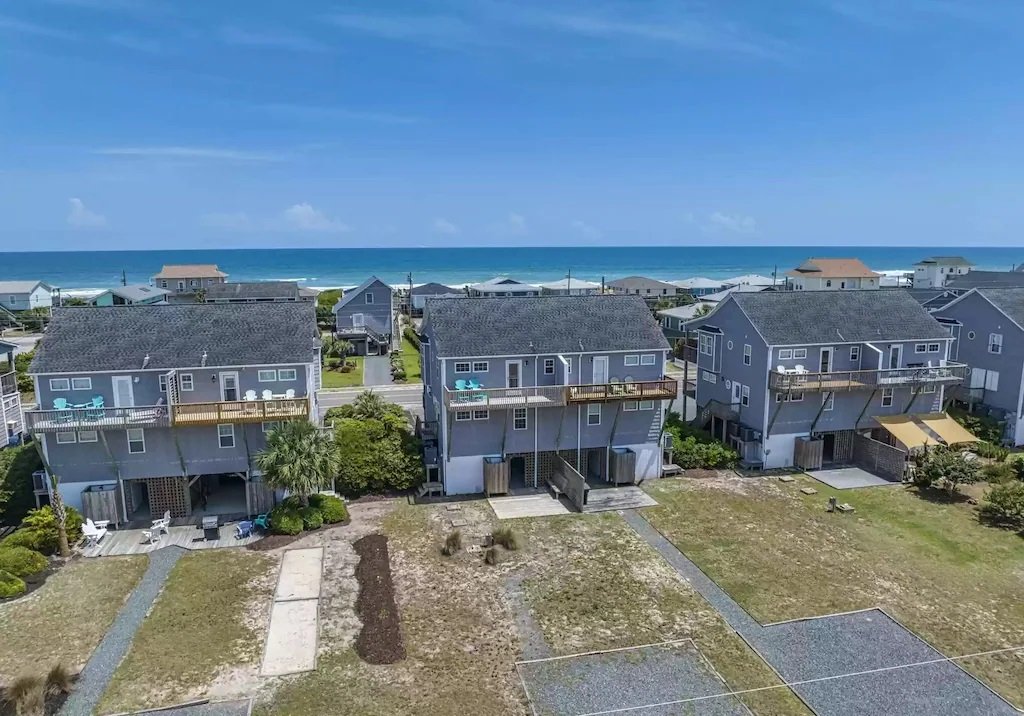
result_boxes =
[694,303,713,317]
[351,390,389,420]
[255,419,340,506]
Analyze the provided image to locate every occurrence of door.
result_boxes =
[505,360,522,389]
[352,313,365,328]
[112,375,134,408]
[220,371,239,402]
[888,344,902,370]
[819,347,832,374]
[731,381,742,406]
[593,356,609,384]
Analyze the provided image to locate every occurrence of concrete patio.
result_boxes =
[80,522,262,557]
[808,466,901,490]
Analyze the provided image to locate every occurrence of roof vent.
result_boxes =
[142,353,150,368]
[201,350,208,367]
[578,339,585,351]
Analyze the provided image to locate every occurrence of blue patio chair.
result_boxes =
[85,396,105,421]
[466,378,481,390]
[52,398,74,423]
[236,521,254,539]
[455,379,469,391]
[253,513,270,531]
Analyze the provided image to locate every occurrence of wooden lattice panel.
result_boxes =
[147,476,191,518]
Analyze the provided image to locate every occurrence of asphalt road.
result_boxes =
[318,384,424,420]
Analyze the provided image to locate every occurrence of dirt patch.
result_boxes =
[246,519,351,552]
[353,534,405,664]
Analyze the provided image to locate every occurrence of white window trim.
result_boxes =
[793,348,807,360]
[822,393,834,411]
[778,349,792,360]
[850,346,860,361]
[640,354,656,366]
[624,355,640,366]
[472,409,489,420]
[881,388,894,407]
[624,401,638,411]
[741,385,750,407]
[915,344,927,353]
[217,423,235,449]
[743,345,751,366]
[56,431,77,444]
[471,361,489,373]
[180,373,194,391]
[454,362,471,374]
[159,374,168,393]
[543,358,555,375]
[455,410,472,421]
[127,428,146,454]
[699,333,714,356]
[988,333,1003,354]
[78,430,98,442]
[927,343,940,353]
[702,370,716,384]
[513,408,528,430]
[49,378,71,391]
[922,383,936,394]
[639,400,655,410]
[71,377,92,391]
[278,368,298,381]
[587,404,601,425]
[365,292,374,304]
[258,369,278,382]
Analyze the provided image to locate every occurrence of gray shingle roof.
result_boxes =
[946,271,1024,290]
[976,288,1024,328]
[425,295,669,358]
[410,282,461,296]
[95,284,170,302]
[334,276,390,310]
[30,303,319,374]
[724,290,951,345]
[204,281,301,300]
[0,280,53,293]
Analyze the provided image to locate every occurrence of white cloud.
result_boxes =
[201,212,252,230]
[66,198,107,228]
[221,26,330,53]
[431,217,460,235]
[570,219,602,240]
[94,146,283,162]
[705,212,757,234]
[281,203,349,232]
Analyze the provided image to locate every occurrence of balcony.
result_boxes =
[1,370,16,397]
[444,385,567,410]
[171,397,310,427]
[567,378,678,403]
[25,405,170,433]
[768,362,969,393]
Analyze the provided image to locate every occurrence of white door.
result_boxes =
[220,371,239,402]
[505,360,522,389]
[593,356,609,384]
[112,376,134,408]
[352,313,365,328]
[888,345,902,370]
[819,347,833,374]
[731,381,742,405]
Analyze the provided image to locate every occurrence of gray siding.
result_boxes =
[334,279,394,336]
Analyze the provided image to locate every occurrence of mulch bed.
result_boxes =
[246,518,351,552]
[353,534,405,664]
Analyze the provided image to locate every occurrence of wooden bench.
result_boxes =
[545,477,564,500]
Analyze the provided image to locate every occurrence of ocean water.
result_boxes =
[0,246,1020,292]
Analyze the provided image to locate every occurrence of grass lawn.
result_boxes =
[0,556,147,683]
[642,474,1024,709]
[320,356,364,388]
[98,550,277,713]
[261,503,807,716]
[398,336,421,383]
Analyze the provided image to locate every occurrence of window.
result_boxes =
[822,393,834,411]
[160,280,168,288]
[922,383,936,394]
[565,357,573,374]
[179,373,194,391]
[159,374,168,393]
[472,361,489,373]
[989,333,1003,354]
[699,333,714,356]
[127,429,146,453]
[472,409,489,420]
[825,279,832,288]
[56,431,76,444]
[915,344,927,353]
[543,358,555,375]
[625,355,639,366]
[78,430,98,442]
[881,388,894,407]
[278,368,297,381]
[586,404,602,425]
[743,345,751,366]
[927,343,940,353]
[71,377,92,390]
[365,292,374,304]
[49,378,70,391]
[741,385,750,407]
[702,370,716,384]
[262,421,281,433]
[793,348,807,360]
[778,349,792,360]
[639,400,655,410]
[624,401,638,411]
[258,369,277,382]
[513,408,528,430]
[190,279,197,287]
[455,410,472,421]
[640,354,656,366]
[776,392,804,403]
[850,346,860,362]
[454,362,471,373]
[217,424,235,448]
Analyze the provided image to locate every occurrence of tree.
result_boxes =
[694,303,713,317]
[334,418,423,494]
[916,448,980,497]
[255,419,340,506]
[980,481,1024,529]
[30,441,71,557]
[0,444,43,526]
[61,297,87,307]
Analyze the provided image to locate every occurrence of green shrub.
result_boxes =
[299,506,324,530]
[491,526,519,551]
[0,568,26,598]
[403,325,421,350]
[0,444,43,526]
[15,505,84,554]
[950,408,1004,445]
[269,505,303,535]
[0,545,48,578]
[974,441,1009,462]
[915,448,980,496]
[982,461,1017,484]
[309,494,348,523]
[980,481,1024,529]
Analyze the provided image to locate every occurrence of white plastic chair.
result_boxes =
[285,388,295,399]
[151,510,170,534]
[262,389,273,401]
[83,518,108,546]
[244,390,257,401]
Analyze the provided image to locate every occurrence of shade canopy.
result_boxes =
[875,415,940,450]
[918,413,979,446]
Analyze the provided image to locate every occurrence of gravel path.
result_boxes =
[60,547,184,716]
[622,510,1018,716]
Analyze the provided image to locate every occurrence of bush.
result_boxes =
[12,506,84,555]
[268,505,303,535]
[0,568,26,598]
[309,494,348,523]
[299,506,324,530]
[442,530,462,556]
[915,448,980,496]
[491,526,519,551]
[403,325,421,350]
[982,461,1017,484]
[46,663,74,696]
[980,481,1024,529]
[0,545,48,578]
[950,408,1004,445]
[663,412,739,469]
[0,444,43,526]
[974,441,1009,462]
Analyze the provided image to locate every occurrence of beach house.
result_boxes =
[671,278,725,298]
[683,291,969,473]
[944,270,1024,295]
[1,339,24,448]
[90,284,170,306]
[785,258,881,291]
[935,288,1024,445]
[0,280,55,312]
[152,264,228,300]
[332,277,395,355]
[409,283,464,314]
[418,295,676,496]
[913,256,974,289]
[24,303,320,524]
[468,277,541,297]
[203,281,316,303]
[537,278,603,295]
[607,276,680,297]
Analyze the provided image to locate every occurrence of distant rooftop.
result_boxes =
[410,282,462,296]
[946,270,1024,290]
[94,284,170,302]
[153,264,227,279]
[786,258,880,279]
[537,277,602,291]
[204,281,302,301]
[672,277,724,289]
[0,280,54,293]
[914,256,975,267]
[723,274,776,286]
[470,277,540,293]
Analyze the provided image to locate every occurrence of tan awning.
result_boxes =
[876,415,941,450]
[917,413,979,445]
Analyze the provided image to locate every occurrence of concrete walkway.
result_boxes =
[362,354,393,386]
[60,547,184,716]
[261,547,324,676]
[621,511,1018,716]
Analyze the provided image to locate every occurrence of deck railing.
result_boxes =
[171,397,310,426]
[0,370,17,397]
[443,377,678,409]
[567,378,678,403]
[25,405,170,433]
[768,362,969,392]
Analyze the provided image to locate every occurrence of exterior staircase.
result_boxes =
[415,481,444,498]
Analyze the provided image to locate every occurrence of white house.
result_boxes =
[786,258,881,291]
[0,281,55,312]
[538,278,603,295]
[913,257,974,289]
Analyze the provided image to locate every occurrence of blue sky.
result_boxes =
[2,0,1023,250]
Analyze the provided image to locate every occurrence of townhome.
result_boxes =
[935,288,1024,445]
[945,270,1024,295]
[786,258,881,290]
[0,280,55,312]
[671,277,725,298]
[410,283,463,315]
[913,256,974,289]
[419,295,676,496]
[607,276,680,297]
[152,264,228,300]
[332,276,395,355]
[26,304,320,524]
[203,281,316,303]
[1,340,24,448]
[468,277,541,297]
[90,284,170,306]
[684,291,968,474]
[537,278,603,295]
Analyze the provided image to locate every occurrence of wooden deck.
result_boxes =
[171,397,309,426]
[80,522,263,557]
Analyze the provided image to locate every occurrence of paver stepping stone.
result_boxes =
[261,600,319,676]
[274,547,323,601]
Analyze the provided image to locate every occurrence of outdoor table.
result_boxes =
[201,515,219,541]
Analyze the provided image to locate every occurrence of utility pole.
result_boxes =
[122,269,127,287]
[601,275,606,294]
[566,269,572,295]
[407,272,413,316]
